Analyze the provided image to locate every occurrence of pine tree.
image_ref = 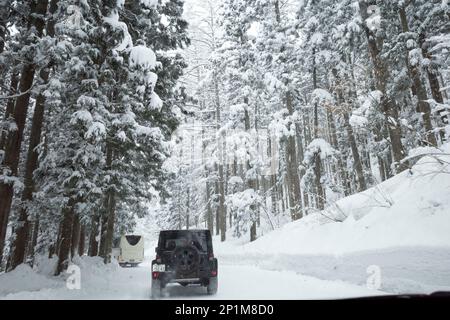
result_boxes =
[0,0,50,266]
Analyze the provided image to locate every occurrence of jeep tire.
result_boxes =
[207,277,218,295]
[151,279,162,299]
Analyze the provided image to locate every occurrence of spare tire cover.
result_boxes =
[173,246,200,275]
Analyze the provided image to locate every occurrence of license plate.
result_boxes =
[152,264,165,272]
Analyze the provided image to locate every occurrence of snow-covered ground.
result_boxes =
[0,256,384,300]
[216,244,450,295]
[0,146,449,299]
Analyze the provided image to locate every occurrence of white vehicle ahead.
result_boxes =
[112,235,145,267]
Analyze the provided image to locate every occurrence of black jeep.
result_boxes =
[151,229,218,298]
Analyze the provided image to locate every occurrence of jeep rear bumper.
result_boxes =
[156,270,215,283]
[151,258,218,286]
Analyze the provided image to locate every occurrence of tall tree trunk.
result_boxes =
[229,161,234,228]
[98,210,109,258]
[419,32,444,105]
[70,214,80,258]
[98,198,109,258]
[26,216,39,264]
[268,136,278,216]
[218,161,226,241]
[285,92,302,220]
[0,0,49,266]
[303,110,312,147]
[244,106,258,241]
[358,1,407,172]
[214,174,219,236]
[384,125,394,179]
[54,222,62,258]
[202,126,213,233]
[0,72,19,152]
[399,7,436,146]
[313,153,324,210]
[295,104,308,212]
[343,112,367,191]
[0,8,5,54]
[326,104,350,196]
[103,189,116,264]
[333,65,367,192]
[274,0,281,24]
[55,199,75,275]
[78,223,85,257]
[88,214,100,257]
[0,0,11,76]
[206,180,213,233]
[279,179,285,213]
[103,145,116,264]
[373,124,388,181]
[312,48,325,210]
[419,32,447,134]
[213,70,226,241]
[254,104,261,227]
[378,155,387,182]
[9,74,46,269]
[9,0,58,271]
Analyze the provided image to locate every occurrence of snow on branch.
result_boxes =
[103,12,133,52]
[130,45,157,70]
[311,88,335,105]
[304,138,336,163]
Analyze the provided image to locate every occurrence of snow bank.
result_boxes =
[216,244,450,294]
[0,256,147,300]
[215,144,450,293]
[0,264,60,296]
[236,147,450,255]
[34,255,58,276]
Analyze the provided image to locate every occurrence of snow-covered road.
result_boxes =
[3,244,450,299]
[157,263,384,300]
[0,258,384,300]
[2,233,449,300]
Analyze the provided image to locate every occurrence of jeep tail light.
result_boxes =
[156,255,161,263]
[208,253,214,261]
[152,271,159,279]
[211,270,217,276]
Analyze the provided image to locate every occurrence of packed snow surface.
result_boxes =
[0,257,384,300]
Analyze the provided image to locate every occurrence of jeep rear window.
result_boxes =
[159,231,212,252]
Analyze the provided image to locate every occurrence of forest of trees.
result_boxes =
[0,0,189,273]
[160,0,449,242]
[0,0,449,275]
